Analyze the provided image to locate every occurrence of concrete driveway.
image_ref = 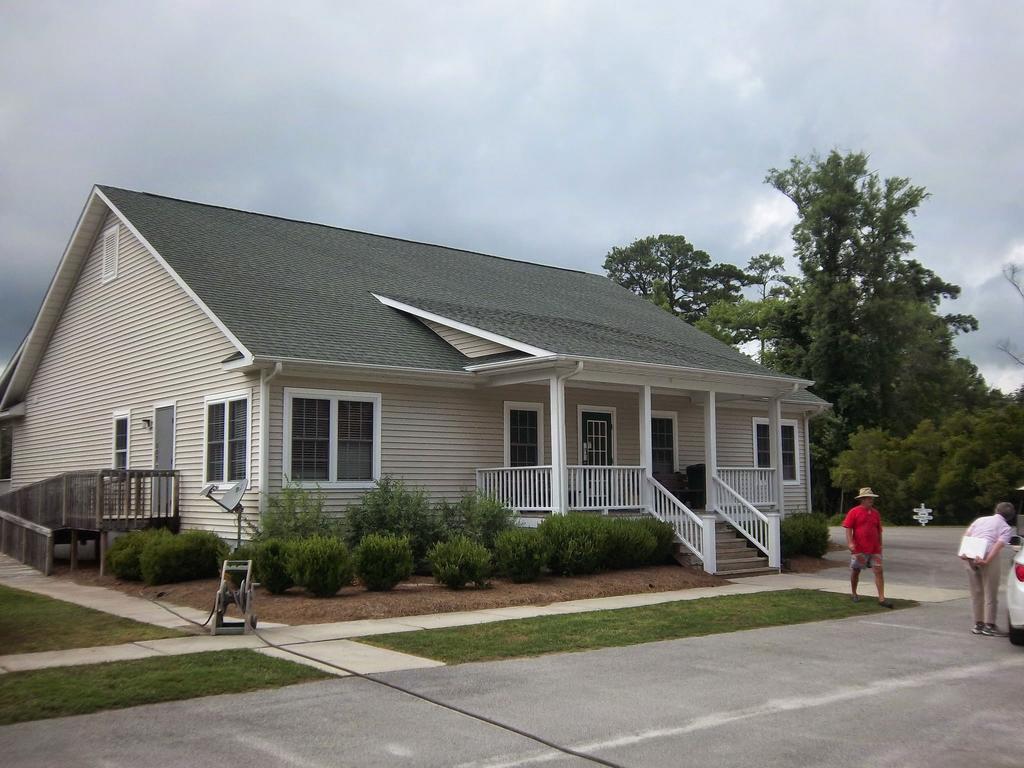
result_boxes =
[2,526,1020,768]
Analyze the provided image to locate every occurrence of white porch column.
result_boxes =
[703,390,718,511]
[769,396,785,517]
[549,374,568,514]
[639,384,653,510]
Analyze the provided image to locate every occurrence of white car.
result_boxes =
[1009,535,1024,646]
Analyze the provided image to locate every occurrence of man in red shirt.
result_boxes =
[843,487,894,608]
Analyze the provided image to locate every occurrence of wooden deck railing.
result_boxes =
[0,469,179,575]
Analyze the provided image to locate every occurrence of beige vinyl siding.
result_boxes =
[422,319,515,358]
[11,209,261,538]
[269,377,555,513]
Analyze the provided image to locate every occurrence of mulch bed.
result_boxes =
[53,562,727,626]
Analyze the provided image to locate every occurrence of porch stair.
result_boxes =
[674,521,776,577]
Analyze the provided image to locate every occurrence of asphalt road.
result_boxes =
[3,526,1021,768]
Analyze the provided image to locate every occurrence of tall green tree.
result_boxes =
[765,150,984,434]
[603,235,748,324]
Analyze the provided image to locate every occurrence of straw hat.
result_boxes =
[855,487,879,499]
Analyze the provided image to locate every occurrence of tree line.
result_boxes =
[604,150,1019,523]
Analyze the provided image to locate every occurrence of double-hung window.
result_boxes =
[753,418,799,482]
[112,411,130,469]
[0,424,11,481]
[504,402,544,467]
[205,393,249,484]
[284,388,381,486]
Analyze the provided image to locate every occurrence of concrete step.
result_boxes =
[716,566,779,577]
[716,556,770,569]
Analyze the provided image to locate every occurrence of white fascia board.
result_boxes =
[468,353,814,392]
[94,187,254,366]
[372,294,553,358]
[0,190,107,411]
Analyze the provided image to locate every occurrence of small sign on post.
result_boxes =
[912,503,933,526]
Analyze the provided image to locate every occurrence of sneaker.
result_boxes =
[878,600,894,609]
[851,595,860,603]
[981,625,1007,637]
[972,623,986,635]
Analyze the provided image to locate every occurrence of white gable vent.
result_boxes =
[101,224,119,283]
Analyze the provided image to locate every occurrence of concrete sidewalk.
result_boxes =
[0,553,969,678]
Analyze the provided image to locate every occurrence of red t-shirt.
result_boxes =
[842,504,882,554]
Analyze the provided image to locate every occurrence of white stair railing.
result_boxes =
[717,467,776,507]
[566,466,645,511]
[648,476,704,565]
[476,466,552,512]
[713,475,780,568]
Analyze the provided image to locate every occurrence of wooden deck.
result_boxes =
[0,470,179,575]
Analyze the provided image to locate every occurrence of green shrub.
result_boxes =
[493,528,548,583]
[345,478,441,572]
[354,534,414,591]
[437,493,516,550]
[105,528,173,581]
[139,530,228,586]
[258,481,341,541]
[634,517,677,564]
[253,539,295,594]
[537,514,607,576]
[603,519,659,570]
[286,536,353,597]
[781,513,830,559]
[427,535,491,589]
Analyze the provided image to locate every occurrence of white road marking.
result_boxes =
[859,620,970,638]
[456,657,1024,768]
[239,735,334,768]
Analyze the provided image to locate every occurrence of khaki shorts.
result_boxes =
[851,553,882,570]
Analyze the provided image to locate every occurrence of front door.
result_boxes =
[152,405,175,516]
[580,411,613,466]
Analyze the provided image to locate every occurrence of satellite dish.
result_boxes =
[219,480,247,512]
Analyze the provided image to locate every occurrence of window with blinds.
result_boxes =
[206,395,249,483]
[284,389,381,485]
[337,400,374,480]
[290,397,330,481]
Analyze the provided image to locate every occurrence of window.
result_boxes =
[0,424,11,481]
[205,393,249,483]
[284,388,381,486]
[651,412,677,474]
[101,224,119,283]
[753,418,799,482]
[504,402,544,467]
[112,412,130,469]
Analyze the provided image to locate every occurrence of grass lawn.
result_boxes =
[0,649,330,725]
[0,584,182,654]
[358,589,916,664]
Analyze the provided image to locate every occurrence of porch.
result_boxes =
[466,357,806,576]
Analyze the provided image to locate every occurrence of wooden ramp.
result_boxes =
[0,470,178,575]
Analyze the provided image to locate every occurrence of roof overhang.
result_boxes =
[0,402,26,421]
[466,353,818,400]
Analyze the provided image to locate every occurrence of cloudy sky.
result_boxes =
[2,0,1022,390]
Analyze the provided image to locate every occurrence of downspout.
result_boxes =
[554,362,583,513]
[259,362,284,515]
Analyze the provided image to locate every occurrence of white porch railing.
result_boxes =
[717,467,776,507]
[476,466,552,512]
[567,465,645,511]
[713,475,780,568]
[648,476,704,564]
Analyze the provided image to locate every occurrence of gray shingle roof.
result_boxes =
[99,186,806,382]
